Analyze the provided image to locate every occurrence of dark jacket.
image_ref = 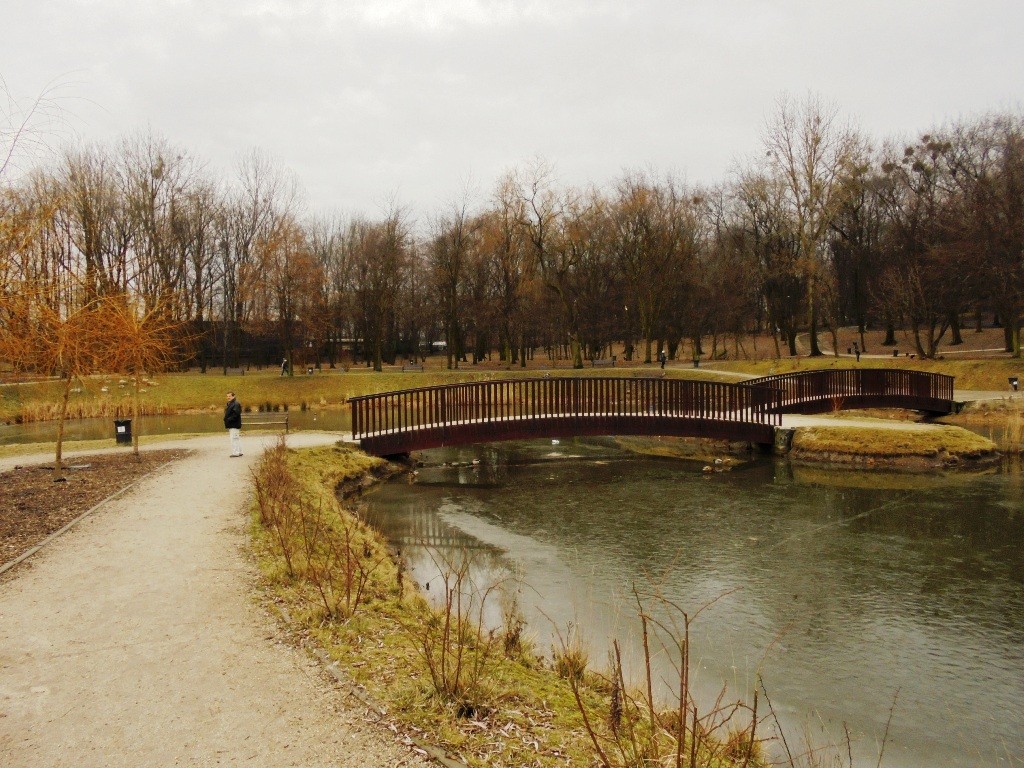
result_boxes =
[224,398,242,429]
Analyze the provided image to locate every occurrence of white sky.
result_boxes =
[3,0,1021,220]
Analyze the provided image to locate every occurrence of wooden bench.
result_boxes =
[591,358,616,368]
[246,413,289,433]
[401,363,424,372]
[222,367,246,375]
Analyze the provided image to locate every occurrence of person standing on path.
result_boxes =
[224,391,242,457]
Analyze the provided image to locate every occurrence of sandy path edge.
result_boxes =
[0,432,430,768]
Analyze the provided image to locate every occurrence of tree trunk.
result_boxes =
[786,330,798,356]
[808,305,823,356]
[883,323,896,346]
[949,312,963,345]
[54,376,72,475]
[1005,308,1021,357]
[132,374,141,456]
[912,323,927,358]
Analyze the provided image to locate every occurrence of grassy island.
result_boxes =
[789,424,999,468]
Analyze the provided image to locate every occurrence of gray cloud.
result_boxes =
[4,0,1021,219]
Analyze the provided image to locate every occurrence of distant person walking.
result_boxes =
[854,342,861,362]
[280,358,288,376]
[224,391,242,457]
[659,349,667,369]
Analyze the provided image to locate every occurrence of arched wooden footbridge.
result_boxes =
[745,368,955,415]
[349,368,955,457]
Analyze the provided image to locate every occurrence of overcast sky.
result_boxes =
[3,0,1021,220]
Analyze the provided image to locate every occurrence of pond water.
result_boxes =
[0,409,352,445]
[363,439,1024,768]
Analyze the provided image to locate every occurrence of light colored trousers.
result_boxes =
[229,428,241,456]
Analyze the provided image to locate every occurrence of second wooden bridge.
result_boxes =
[350,368,955,456]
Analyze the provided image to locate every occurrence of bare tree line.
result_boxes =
[2,95,1022,374]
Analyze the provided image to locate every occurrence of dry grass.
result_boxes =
[250,444,767,767]
[791,425,996,461]
[0,367,741,425]
[710,356,1023,393]
[556,588,767,768]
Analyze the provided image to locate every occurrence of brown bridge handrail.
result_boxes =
[744,368,954,413]
[350,377,782,441]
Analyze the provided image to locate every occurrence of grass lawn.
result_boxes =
[0,366,739,424]
[3,354,1020,426]
[709,355,1023,392]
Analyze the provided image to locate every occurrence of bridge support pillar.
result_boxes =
[771,427,795,455]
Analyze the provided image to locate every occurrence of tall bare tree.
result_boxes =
[764,93,864,356]
[430,199,475,369]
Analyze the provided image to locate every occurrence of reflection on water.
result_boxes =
[0,409,352,444]
[363,439,1024,768]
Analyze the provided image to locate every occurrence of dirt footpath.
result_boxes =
[0,432,430,768]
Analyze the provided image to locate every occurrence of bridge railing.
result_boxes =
[350,377,782,440]
[745,368,954,409]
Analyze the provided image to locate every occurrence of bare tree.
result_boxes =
[430,198,476,369]
[612,171,701,363]
[878,133,967,358]
[56,144,133,300]
[947,112,1024,357]
[170,177,222,370]
[486,173,533,366]
[119,131,200,308]
[351,206,411,371]
[517,161,593,368]
[764,93,864,356]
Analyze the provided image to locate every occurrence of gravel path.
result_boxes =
[0,432,430,768]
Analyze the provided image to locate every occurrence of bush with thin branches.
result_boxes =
[402,549,504,717]
[560,587,764,768]
[251,437,382,620]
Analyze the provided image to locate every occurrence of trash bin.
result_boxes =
[114,419,132,444]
